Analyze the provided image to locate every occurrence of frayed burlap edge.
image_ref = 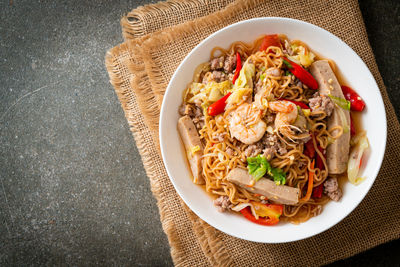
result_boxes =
[126,39,161,135]
[121,0,235,40]
[121,0,205,39]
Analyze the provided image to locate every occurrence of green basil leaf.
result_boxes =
[247,155,286,184]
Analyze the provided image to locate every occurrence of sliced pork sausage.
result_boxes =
[178,116,205,184]
[226,168,299,205]
[309,60,350,174]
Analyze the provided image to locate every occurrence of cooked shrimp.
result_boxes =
[229,103,266,144]
[268,100,298,136]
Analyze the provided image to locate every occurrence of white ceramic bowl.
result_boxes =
[159,18,387,243]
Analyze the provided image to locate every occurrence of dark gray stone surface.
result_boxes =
[0,0,398,266]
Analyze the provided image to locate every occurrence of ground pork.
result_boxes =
[190,105,204,130]
[212,71,228,83]
[241,134,287,160]
[203,71,228,83]
[210,56,224,70]
[262,147,275,160]
[243,144,263,158]
[224,54,236,73]
[261,134,287,160]
[309,93,335,117]
[323,177,343,201]
[213,196,232,212]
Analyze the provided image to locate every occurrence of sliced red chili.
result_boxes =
[239,205,282,226]
[282,57,318,90]
[232,52,242,84]
[341,85,365,111]
[315,145,325,171]
[312,184,324,198]
[304,138,315,159]
[207,92,232,116]
[259,34,281,51]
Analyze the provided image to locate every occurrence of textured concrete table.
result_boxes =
[0,0,399,265]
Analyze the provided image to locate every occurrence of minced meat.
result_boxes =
[242,134,287,160]
[243,144,263,158]
[262,134,287,160]
[210,56,224,70]
[224,54,237,73]
[309,93,334,117]
[211,71,228,83]
[213,196,232,212]
[323,177,343,201]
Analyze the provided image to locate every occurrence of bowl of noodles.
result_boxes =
[159,18,386,243]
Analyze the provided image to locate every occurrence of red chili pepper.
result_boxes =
[341,85,365,111]
[232,52,242,84]
[279,99,310,109]
[282,57,318,90]
[304,139,315,159]
[350,114,356,136]
[239,204,282,226]
[316,145,325,171]
[207,92,232,116]
[259,34,281,51]
[312,184,324,198]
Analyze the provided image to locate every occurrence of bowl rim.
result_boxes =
[159,17,387,243]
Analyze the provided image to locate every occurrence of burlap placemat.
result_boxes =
[121,0,234,40]
[106,0,400,266]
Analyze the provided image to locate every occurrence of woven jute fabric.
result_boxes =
[106,0,400,266]
[121,0,235,40]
